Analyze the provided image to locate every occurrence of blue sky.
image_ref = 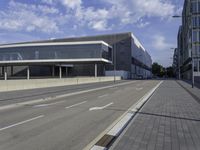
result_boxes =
[0,0,184,66]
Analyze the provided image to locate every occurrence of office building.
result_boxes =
[0,32,152,80]
[177,0,200,81]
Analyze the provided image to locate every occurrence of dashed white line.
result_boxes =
[136,87,143,91]
[33,101,65,108]
[0,115,44,132]
[0,81,136,111]
[98,94,108,98]
[65,101,87,109]
[89,102,113,111]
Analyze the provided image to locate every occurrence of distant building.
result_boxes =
[0,32,152,80]
[177,0,200,80]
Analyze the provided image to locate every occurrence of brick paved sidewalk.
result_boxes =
[112,80,200,150]
[177,80,200,104]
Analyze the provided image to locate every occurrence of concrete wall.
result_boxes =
[0,76,121,92]
[105,70,130,79]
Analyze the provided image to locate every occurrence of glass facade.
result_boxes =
[191,1,200,13]
[192,16,200,28]
[199,60,200,71]
[194,59,198,71]
[191,0,200,58]
[0,43,112,62]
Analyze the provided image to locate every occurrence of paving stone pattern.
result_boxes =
[113,80,200,150]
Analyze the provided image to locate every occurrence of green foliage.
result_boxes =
[152,62,163,77]
[152,62,175,78]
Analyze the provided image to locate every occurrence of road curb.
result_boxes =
[89,81,163,150]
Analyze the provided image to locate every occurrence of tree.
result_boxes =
[152,62,175,78]
[152,62,164,77]
[166,66,175,78]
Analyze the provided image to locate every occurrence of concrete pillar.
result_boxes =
[103,65,106,76]
[11,66,14,76]
[59,65,62,79]
[27,66,30,80]
[52,66,55,77]
[4,66,7,80]
[0,67,2,76]
[66,67,68,77]
[95,64,97,77]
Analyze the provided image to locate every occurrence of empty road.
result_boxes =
[0,80,160,150]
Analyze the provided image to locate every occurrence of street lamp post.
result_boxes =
[113,39,116,83]
[191,51,194,88]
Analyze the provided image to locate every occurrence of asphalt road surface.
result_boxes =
[0,80,159,150]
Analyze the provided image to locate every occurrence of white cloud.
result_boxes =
[149,35,175,66]
[0,33,41,44]
[137,19,150,28]
[99,0,177,28]
[89,20,108,31]
[152,34,174,51]
[131,0,175,18]
[61,0,82,9]
[0,1,62,33]
[80,8,110,31]
[0,0,180,33]
[40,0,178,31]
[38,5,59,14]
[41,0,54,5]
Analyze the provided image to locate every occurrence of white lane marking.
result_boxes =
[33,101,65,108]
[110,87,118,89]
[136,87,143,91]
[65,101,87,109]
[131,81,163,112]
[89,102,113,111]
[0,115,44,132]
[83,81,163,150]
[0,81,136,111]
[98,94,108,98]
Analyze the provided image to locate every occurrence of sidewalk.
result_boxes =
[112,80,200,150]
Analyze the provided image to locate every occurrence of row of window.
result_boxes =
[191,1,200,14]
[0,45,112,61]
[192,44,200,56]
[192,30,200,42]
[192,16,200,27]
[193,59,200,72]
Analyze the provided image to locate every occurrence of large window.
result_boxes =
[194,59,198,72]
[193,44,200,57]
[199,60,200,71]
[192,16,200,28]
[193,30,198,42]
[191,1,200,13]
[0,44,112,62]
[192,1,198,13]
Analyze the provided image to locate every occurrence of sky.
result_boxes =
[0,0,184,67]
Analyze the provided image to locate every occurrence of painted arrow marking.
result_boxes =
[89,102,113,111]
